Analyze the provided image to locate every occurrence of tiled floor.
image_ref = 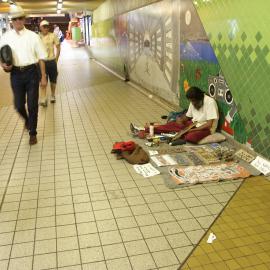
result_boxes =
[0,42,242,270]
[181,176,270,270]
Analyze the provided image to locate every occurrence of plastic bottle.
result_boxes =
[149,123,154,137]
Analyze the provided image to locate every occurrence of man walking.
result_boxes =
[39,20,61,106]
[0,6,47,145]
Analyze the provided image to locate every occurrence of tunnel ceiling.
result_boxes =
[0,0,105,14]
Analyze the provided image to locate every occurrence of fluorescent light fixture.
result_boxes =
[57,9,61,14]
[57,3,62,9]
[2,0,8,3]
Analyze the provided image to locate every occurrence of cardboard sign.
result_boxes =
[251,156,270,175]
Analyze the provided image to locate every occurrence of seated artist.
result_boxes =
[131,86,219,143]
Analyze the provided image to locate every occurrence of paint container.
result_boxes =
[149,123,154,137]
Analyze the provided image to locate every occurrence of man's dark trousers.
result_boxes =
[10,65,39,136]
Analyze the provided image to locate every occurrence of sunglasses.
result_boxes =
[12,17,25,21]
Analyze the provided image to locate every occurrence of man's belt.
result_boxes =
[13,64,37,72]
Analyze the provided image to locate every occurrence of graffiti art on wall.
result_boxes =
[127,0,179,103]
[179,0,248,143]
[193,0,270,158]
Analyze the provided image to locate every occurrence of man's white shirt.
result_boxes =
[0,27,47,66]
[186,95,219,134]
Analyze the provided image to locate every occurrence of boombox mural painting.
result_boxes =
[179,0,248,144]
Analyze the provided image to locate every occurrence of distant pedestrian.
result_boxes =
[39,20,61,106]
[53,24,64,43]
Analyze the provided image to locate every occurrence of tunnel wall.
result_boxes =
[91,0,180,105]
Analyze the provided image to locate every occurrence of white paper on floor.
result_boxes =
[149,150,159,156]
[207,232,217,244]
[251,156,270,175]
[151,154,177,167]
[133,163,160,178]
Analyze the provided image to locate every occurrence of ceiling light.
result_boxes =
[2,0,8,3]
[57,3,62,9]
[57,9,61,14]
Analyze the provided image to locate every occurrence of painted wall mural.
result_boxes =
[91,17,126,77]
[179,0,248,144]
[127,0,180,104]
[91,0,180,105]
[192,0,270,158]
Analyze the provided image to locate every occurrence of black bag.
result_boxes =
[0,45,13,72]
[0,45,13,65]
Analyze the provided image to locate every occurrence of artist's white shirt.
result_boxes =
[0,27,47,66]
[186,95,219,134]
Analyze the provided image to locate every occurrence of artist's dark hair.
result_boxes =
[186,86,204,101]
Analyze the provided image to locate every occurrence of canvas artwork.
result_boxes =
[234,149,255,163]
[183,145,220,164]
[169,162,250,185]
[151,155,177,167]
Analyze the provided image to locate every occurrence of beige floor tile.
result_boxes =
[166,233,192,248]
[14,229,35,243]
[33,253,57,270]
[140,225,163,239]
[9,256,33,270]
[152,250,179,268]
[57,236,79,251]
[129,253,156,270]
[36,227,56,241]
[79,233,101,248]
[178,218,202,231]
[11,242,34,258]
[116,216,137,229]
[77,222,97,235]
[153,212,176,223]
[159,222,183,235]
[83,261,107,270]
[58,249,81,267]
[135,214,157,226]
[97,219,118,232]
[103,243,127,260]
[94,209,114,221]
[174,245,194,263]
[99,230,122,245]
[56,214,76,226]
[112,206,132,218]
[106,257,132,270]
[186,229,205,244]
[0,232,14,246]
[124,240,149,256]
[59,265,82,270]
[80,246,104,264]
[0,245,12,260]
[120,227,143,242]
[196,216,216,229]
[130,204,151,216]
[0,260,8,270]
[145,236,171,252]
[34,239,57,254]
[172,209,193,221]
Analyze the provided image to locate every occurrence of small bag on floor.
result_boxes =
[121,145,150,165]
[111,141,136,153]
